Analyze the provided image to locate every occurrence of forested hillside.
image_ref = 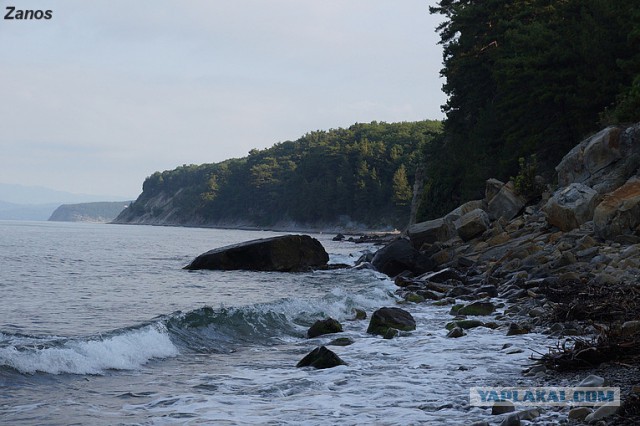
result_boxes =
[116,121,441,229]
[420,0,640,219]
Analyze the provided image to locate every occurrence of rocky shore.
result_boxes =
[309,123,640,425]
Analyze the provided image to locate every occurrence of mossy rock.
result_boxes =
[457,301,496,316]
[445,319,485,331]
[405,292,425,303]
[307,318,343,338]
[449,303,465,315]
[367,307,416,336]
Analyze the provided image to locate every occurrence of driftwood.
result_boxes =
[533,329,640,372]
[540,280,640,323]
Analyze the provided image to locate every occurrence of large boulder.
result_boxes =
[555,124,640,193]
[544,183,599,231]
[593,176,640,240]
[184,234,329,271]
[367,307,416,336]
[455,208,490,241]
[407,217,454,248]
[487,182,526,221]
[371,238,434,277]
[557,127,623,187]
[445,199,485,223]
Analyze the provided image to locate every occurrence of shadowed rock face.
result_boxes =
[184,234,329,272]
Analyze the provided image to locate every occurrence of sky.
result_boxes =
[0,0,446,199]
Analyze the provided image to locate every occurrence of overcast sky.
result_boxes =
[0,0,445,198]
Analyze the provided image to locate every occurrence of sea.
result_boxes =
[0,220,556,425]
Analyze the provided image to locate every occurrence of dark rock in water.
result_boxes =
[351,308,367,320]
[307,318,343,338]
[296,346,346,369]
[446,326,465,338]
[445,319,484,331]
[492,400,515,415]
[383,328,399,339]
[184,234,329,272]
[367,307,416,336]
[371,238,434,277]
[506,323,530,336]
[457,301,496,316]
[355,250,374,265]
[332,233,346,241]
[327,337,354,346]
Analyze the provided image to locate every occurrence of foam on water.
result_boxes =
[120,302,553,425]
[0,324,178,375]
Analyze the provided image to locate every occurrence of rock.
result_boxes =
[446,326,465,338]
[307,318,343,338]
[371,238,434,277]
[327,337,355,346]
[444,199,485,222]
[296,346,347,369]
[584,403,619,422]
[544,183,599,231]
[351,308,367,320]
[367,307,416,336]
[487,182,526,221]
[383,328,399,339]
[506,323,530,336]
[184,234,329,272]
[621,320,640,337]
[457,301,496,316]
[404,292,425,303]
[417,268,463,283]
[355,250,374,265]
[492,400,515,415]
[499,413,520,426]
[593,176,640,239]
[455,208,490,241]
[577,374,606,387]
[407,217,454,248]
[445,319,485,331]
[568,407,593,421]
[557,126,624,186]
[516,409,540,421]
[486,178,505,203]
[332,233,346,241]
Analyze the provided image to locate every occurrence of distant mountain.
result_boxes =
[49,201,132,223]
[0,183,132,205]
[0,200,61,221]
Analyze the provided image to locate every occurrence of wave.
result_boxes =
[0,270,394,376]
[0,324,178,375]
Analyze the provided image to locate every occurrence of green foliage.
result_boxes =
[420,0,638,220]
[512,155,544,200]
[129,120,442,228]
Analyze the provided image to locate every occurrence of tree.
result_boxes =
[392,165,412,206]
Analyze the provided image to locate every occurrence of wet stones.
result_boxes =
[367,307,416,336]
[307,318,343,338]
[456,301,496,316]
[296,346,347,369]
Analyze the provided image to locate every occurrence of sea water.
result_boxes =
[0,221,553,425]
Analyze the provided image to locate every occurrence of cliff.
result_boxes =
[49,201,132,223]
[113,120,442,230]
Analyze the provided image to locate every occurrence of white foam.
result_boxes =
[0,324,179,375]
